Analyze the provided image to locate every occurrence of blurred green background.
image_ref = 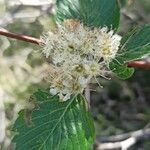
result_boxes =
[0,0,150,149]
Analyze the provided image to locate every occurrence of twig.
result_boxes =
[95,128,150,150]
[0,28,150,69]
[128,61,150,69]
[0,28,42,45]
[96,137,136,150]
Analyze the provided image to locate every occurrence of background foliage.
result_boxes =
[0,0,150,149]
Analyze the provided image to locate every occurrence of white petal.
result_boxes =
[50,88,57,95]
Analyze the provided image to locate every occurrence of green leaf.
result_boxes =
[120,25,150,53]
[117,44,150,63]
[110,25,150,79]
[56,0,120,29]
[115,25,150,63]
[119,27,139,51]
[13,90,95,150]
[109,59,134,79]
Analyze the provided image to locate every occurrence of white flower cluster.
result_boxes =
[41,19,121,101]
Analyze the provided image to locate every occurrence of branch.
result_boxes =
[0,28,42,45]
[95,128,150,150]
[95,137,136,150]
[0,28,150,69]
[128,61,150,69]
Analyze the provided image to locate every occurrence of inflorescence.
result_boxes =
[41,19,121,101]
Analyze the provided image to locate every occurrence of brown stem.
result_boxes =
[0,28,42,45]
[0,28,150,69]
[128,61,150,69]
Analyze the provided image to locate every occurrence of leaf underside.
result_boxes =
[13,90,95,150]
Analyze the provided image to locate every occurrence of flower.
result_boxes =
[41,19,121,101]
